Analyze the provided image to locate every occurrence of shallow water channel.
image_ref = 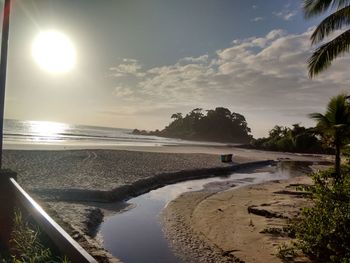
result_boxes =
[99,162,310,263]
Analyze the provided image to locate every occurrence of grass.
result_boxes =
[0,211,70,263]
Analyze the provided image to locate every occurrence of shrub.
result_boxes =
[291,166,350,262]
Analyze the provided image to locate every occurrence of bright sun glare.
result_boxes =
[30,121,67,136]
[32,30,76,73]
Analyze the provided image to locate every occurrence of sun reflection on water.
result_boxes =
[29,121,68,137]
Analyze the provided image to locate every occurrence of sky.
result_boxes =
[1,0,350,137]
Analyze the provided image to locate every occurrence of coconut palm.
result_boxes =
[303,0,350,77]
[310,94,350,180]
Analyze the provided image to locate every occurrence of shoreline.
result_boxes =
[162,164,327,263]
[2,147,330,262]
[31,159,275,203]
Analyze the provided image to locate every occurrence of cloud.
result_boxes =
[252,5,258,9]
[109,59,145,77]
[273,9,298,21]
[108,28,350,136]
[251,17,264,22]
[113,86,135,97]
[179,54,209,64]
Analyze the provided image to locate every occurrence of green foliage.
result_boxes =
[291,166,350,262]
[310,94,350,147]
[251,124,328,154]
[310,93,350,178]
[283,94,350,262]
[303,0,350,77]
[0,211,69,263]
[141,107,253,143]
[277,243,297,261]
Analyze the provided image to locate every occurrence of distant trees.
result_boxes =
[251,124,326,153]
[162,107,252,143]
[303,0,350,77]
[133,107,253,143]
[310,94,350,179]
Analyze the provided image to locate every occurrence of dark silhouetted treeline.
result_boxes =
[133,107,253,143]
[133,108,334,154]
[250,124,332,154]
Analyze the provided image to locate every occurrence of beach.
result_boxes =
[162,174,319,263]
[2,146,330,262]
[2,1,348,261]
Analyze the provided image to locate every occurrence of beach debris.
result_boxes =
[221,154,233,163]
[247,205,287,219]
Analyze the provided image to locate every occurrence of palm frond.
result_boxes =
[304,0,333,18]
[310,114,330,136]
[311,5,350,44]
[309,113,332,128]
[326,95,344,121]
[327,94,350,124]
[310,94,350,130]
[304,0,350,18]
[309,112,328,122]
[308,29,350,77]
[337,0,350,8]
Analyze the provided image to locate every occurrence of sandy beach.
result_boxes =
[2,146,330,262]
[162,163,328,263]
[2,147,233,261]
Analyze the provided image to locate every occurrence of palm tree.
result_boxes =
[310,94,350,180]
[303,0,350,77]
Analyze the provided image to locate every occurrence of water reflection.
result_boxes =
[29,121,68,140]
[99,162,309,263]
[4,119,231,148]
[30,121,68,136]
[277,161,314,177]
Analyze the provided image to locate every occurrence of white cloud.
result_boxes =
[273,9,298,21]
[109,59,145,77]
[179,55,209,64]
[284,11,298,20]
[108,28,350,137]
[252,5,258,9]
[251,17,264,22]
[113,86,135,97]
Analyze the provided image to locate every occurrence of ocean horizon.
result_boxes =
[3,119,228,150]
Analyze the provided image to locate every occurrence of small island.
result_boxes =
[132,107,253,143]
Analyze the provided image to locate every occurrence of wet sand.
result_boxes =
[162,164,328,263]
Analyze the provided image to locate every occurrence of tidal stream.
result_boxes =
[99,162,311,263]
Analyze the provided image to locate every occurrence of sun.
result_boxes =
[32,30,76,74]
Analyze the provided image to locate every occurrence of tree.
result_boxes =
[269,125,288,138]
[304,0,350,77]
[161,107,252,143]
[171,113,183,120]
[310,94,350,180]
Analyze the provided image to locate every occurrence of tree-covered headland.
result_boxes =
[133,107,333,154]
[133,107,253,143]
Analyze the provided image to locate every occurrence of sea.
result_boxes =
[3,119,225,150]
